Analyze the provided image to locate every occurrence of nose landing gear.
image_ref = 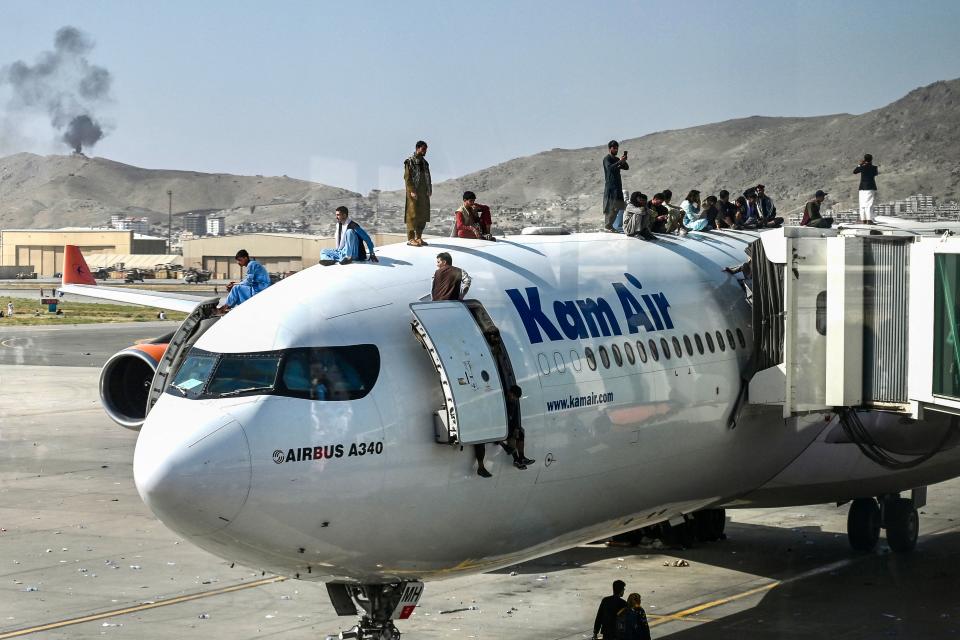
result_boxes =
[846,494,920,553]
[325,581,424,640]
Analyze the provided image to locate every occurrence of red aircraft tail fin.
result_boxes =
[62,245,97,285]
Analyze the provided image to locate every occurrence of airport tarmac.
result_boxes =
[3,324,960,639]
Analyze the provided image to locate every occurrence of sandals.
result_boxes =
[406,238,428,247]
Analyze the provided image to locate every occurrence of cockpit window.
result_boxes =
[207,353,281,396]
[278,345,380,400]
[170,350,217,399]
[166,344,380,401]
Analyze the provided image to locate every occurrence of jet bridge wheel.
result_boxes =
[884,497,919,553]
[847,498,881,552]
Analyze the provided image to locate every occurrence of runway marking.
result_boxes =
[0,575,286,638]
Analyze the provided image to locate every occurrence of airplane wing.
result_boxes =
[59,245,218,313]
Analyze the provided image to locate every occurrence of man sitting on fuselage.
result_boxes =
[216,249,271,314]
[319,206,379,265]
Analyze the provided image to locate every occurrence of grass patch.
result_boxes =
[0,296,188,326]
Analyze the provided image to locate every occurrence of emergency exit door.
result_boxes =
[410,301,508,445]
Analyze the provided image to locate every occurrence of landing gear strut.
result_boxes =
[846,495,920,553]
[325,581,424,640]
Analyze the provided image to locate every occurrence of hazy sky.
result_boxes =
[1,0,959,193]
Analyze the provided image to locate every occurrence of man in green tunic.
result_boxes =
[403,140,432,246]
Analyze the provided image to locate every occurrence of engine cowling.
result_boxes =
[99,343,168,430]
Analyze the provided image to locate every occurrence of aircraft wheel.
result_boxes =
[847,498,880,552]
[885,498,919,553]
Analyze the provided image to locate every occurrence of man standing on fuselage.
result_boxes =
[602,140,629,232]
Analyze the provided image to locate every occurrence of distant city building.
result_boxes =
[110,214,151,234]
[182,213,207,236]
[206,216,226,236]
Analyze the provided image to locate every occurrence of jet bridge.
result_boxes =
[746,223,960,422]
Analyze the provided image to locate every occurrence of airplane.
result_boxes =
[57,227,960,640]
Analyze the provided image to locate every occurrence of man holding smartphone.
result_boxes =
[853,153,879,225]
[602,140,629,232]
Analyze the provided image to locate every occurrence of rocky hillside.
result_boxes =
[377,78,960,220]
[1,78,957,231]
[0,152,361,229]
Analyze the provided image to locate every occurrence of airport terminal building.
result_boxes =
[182,232,408,278]
[0,229,169,276]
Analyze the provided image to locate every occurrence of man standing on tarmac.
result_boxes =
[853,153,879,224]
[602,140,629,232]
[593,579,627,639]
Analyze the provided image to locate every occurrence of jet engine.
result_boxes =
[99,343,169,430]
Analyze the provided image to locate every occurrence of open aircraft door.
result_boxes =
[410,301,509,445]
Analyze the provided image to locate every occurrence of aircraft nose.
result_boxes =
[134,401,252,537]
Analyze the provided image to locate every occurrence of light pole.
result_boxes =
[166,190,173,253]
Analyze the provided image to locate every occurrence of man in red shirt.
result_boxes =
[454,191,495,240]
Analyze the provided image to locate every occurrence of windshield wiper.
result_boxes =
[215,386,272,397]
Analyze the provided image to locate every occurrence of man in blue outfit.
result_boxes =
[319,206,379,265]
[216,249,271,314]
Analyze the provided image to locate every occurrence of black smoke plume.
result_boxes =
[0,26,112,153]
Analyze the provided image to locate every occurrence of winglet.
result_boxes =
[63,245,97,285]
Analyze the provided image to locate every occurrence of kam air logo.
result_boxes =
[506,273,674,345]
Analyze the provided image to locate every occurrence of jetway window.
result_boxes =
[716,331,726,352]
[598,345,611,369]
[816,291,828,336]
[705,332,715,353]
[660,338,671,360]
[637,340,648,363]
[672,336,682,358]
[736,328,746,349]
[611,344,623,367]
[934,254,960,399]
[648,339,660,361]
[585,347,597,370]
[695,334,704,354]
[726,329,736,350]
[683,335,693,356]
[624,342,635,365]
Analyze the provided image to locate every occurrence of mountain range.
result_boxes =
[1,78,957,232]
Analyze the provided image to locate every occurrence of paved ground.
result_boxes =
[2,325,960,639]
[0,322,179,367]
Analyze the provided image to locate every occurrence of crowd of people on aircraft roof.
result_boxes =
[603,141,881,240]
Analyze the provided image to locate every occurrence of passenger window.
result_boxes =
[611,343,623,367]
[637,340,648,363]
[570,349,582,371]
[598,345,611,369]
[726,329,736,350]
[660,337,671,360]
[683,335,693,356]
[538,353,551,375]
[736,328,746,349]
[672,336,682,358]
[705,332,715,353]
[695,333,704,354]
[207,353,281,396]
[648,339,660,361]
[585,347,597,370]
[716,330,726,352]
[554,351,566,372]
[624,341,635,365]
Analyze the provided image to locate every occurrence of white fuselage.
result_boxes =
[132,231,960,584]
